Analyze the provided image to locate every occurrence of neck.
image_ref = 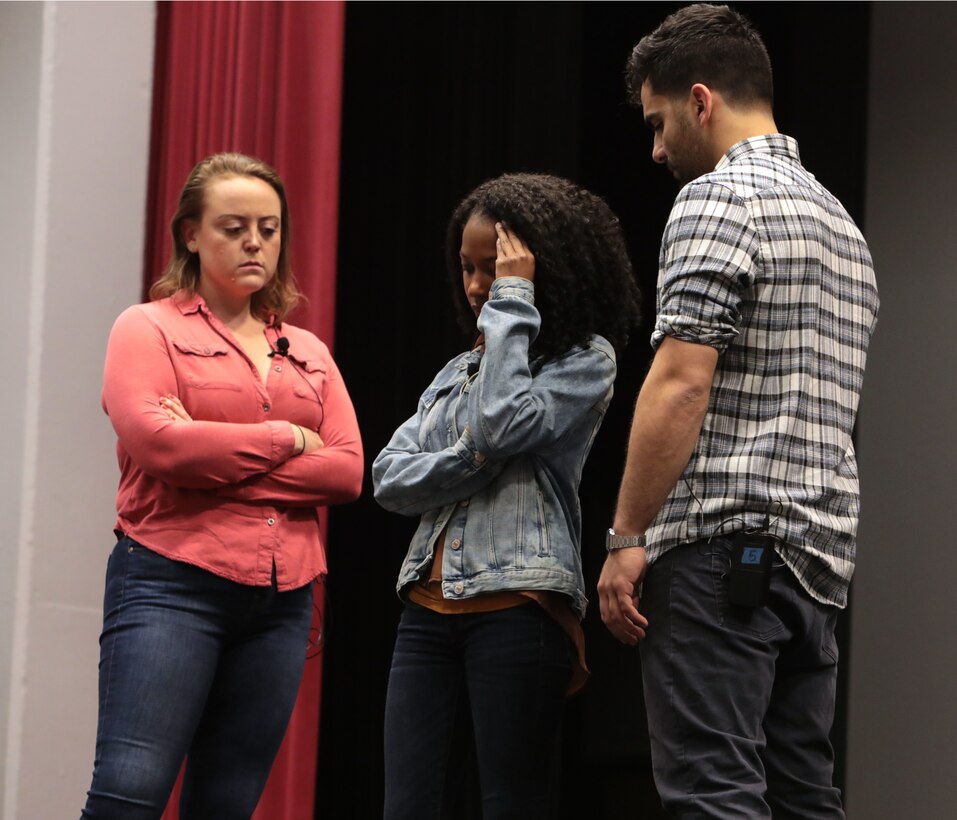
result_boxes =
[709,107,779,163]
[197,285,258,330]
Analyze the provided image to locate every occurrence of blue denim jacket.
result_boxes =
[372,277,616,618]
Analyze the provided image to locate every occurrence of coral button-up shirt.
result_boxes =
[102,292,363,590]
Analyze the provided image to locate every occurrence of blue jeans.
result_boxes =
[640,539,845,819]
[80,536,314,819]
[383,601,575,820]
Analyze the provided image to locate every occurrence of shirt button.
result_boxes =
[474,452,486,464]
[274,365,282,372]
[450,538,461,550]
[262,402,271,411]
[452,582,464,595]
[267,517,276,526]
[459,499,469,508]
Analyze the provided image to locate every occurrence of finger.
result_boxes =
[503,225,530,255]
[495,222,516,256]
[617,593,648,629]
[160,396,191,422]
[616,609,644,643]
[600,586,641,645]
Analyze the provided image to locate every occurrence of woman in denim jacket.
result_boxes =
[374,173,640,819]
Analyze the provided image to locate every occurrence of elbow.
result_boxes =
[333,452,365,505]
[472,403,543,460]
[676,379,713,415]
[371,473,401,513]
[371,474,416,516]
[344,462,364,503]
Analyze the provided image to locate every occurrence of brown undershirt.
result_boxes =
[406,530,589,695]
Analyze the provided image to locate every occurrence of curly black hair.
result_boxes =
[445,173,641,363]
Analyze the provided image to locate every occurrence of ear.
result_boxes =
[689,83,714,125]
[181,220,199,253]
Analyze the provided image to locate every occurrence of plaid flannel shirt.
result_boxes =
[647,134,879,608]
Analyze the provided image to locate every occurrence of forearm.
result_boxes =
[215,440,364,507]
[613,337,717,535]
[372,429,500,516]
[216,362,364,505]
[470,279,616,457]
[118,416,296,488]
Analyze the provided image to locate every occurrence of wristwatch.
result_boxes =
[606,528,646,551]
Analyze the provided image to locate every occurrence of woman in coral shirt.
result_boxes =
[80,153,363,819]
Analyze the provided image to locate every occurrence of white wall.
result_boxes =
[0,2,155,817]
[847,3,957,816]
[0,2,45,809]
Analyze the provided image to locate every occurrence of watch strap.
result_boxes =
[606,528,646,551]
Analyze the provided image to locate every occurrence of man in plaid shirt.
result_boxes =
[598,5,879,817]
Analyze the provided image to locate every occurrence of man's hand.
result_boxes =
[598,547,650,645]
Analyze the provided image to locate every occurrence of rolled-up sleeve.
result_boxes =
[651,181,760,353]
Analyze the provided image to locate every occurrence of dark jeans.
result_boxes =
[383,601,575,820]
[640,538,845,819]
[80,536,314,820]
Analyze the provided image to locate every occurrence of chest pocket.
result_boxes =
[290,357,327,405]
[170,340,241,391]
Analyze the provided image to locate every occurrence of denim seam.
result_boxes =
[100,541,132,734]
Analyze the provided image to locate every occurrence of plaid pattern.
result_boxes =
[647,135,879,608]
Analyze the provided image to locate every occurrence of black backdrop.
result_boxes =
[316,3,870,817]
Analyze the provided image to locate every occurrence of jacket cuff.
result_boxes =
[453,426,488,470]
[490,276,535,305]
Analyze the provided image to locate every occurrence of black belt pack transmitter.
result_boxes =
[728,530,774,607]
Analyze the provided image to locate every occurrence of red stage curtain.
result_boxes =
[142,3,345,818]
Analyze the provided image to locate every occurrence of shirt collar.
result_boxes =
[716,133,801,171]
[170,290,279,328]
[173,290,206,316]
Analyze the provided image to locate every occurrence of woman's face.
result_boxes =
[459,214,497,317]
[184,174,282,305]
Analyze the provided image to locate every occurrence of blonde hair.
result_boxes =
[150,153,301,323]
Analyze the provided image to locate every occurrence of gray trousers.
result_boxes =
[639,538,846,819]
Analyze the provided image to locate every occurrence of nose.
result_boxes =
[652,135,667,165]
[465,273,482,296]
[245,230,262,251]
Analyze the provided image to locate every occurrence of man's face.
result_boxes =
[640,79,714,184]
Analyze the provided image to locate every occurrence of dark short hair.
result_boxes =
[445,173,641,363]
[626,3,772,109]
[150,153,301,323]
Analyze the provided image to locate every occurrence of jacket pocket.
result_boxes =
[535,489,551,557]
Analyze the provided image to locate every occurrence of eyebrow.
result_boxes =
[459,252,496,265]
[215,213,280,221]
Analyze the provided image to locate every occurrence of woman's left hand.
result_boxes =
[159,394,192,423]
[494,222,535,282]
